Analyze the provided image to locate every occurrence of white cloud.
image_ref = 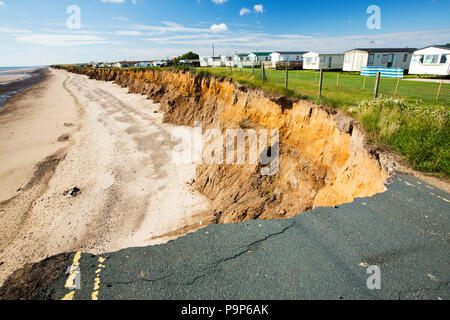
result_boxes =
[0,1,6,7]
[132,21,209,34]
[131,0,136,3]
[112,17,129,21]
[0,26,30,33]
[240,8,250,16]
[140,28,450,54]
[254,4,264,13]
[210,23,228,33]
[212,0,228,4]
[16,34,120,47]
[115,30,143,36]
[101,0,125,3]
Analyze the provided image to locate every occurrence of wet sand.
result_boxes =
[0,75,29,84]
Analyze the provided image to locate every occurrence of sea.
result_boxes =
[0,66,47,109]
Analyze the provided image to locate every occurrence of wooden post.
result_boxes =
[436,80,443,101]
[336,73,340,86]
[363,76,367,90]
[374,72,381,99]
[285,67,288,89]
[394,77,400,96]
[261,63,266,81]
[318,68,323,97]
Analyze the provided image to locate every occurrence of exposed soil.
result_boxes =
[61,67,390,224]
[0,253,72,300]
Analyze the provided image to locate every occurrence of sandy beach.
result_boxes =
[0,68,211,285]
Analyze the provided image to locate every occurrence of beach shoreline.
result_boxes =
[0,68,47,109]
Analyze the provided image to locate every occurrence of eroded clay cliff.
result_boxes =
[60,67,388,224]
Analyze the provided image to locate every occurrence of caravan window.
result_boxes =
[368,54,374,65]
[381,54,388,63]
[440,55,447,64]
[403,54,408,62]
[424,55,439,64]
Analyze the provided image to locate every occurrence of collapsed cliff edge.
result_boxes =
[56,66,391,224]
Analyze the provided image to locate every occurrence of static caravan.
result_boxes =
[303,52,344,70]
[207,57,222,67]
[343,48,416,72]
[199,56,209,67]
[232,53,250,67]
[269,51,307,68]
[409,45,450,76]
[248,52,272,66]
[220,55,233,67]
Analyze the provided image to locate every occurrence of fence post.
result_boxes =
[285,67,288,89]
[318,68,323,97]
[436,80,443,101]
[336,73,340,86]
[261,63,266,82]
[395,77,400,96]
[374,72,381,99]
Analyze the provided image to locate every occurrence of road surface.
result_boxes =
[1,174,448,300]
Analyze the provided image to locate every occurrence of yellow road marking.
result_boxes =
[437,196,450,203]
[91,256,107,301]
[61,291,75,300]
[61,251,82,301]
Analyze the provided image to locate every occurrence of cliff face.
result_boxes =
[62,67,388,224]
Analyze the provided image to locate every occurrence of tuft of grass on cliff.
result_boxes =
[191,67,450,177]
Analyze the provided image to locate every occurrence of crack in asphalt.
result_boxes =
[397,280,449,300]
[105,222,296,288]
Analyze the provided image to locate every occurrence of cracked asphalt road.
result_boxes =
[1,174,449,300]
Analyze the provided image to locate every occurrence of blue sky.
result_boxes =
[0,0,449,66]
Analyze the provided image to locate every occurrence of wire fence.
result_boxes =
[223,67,449,106]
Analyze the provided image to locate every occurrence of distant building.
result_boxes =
[152,61,166,67]
[220,55,233,67]
[207,57,222,67]
[179,59,200,67]
[303,52,344,70]
[409,45,450,76]
[269,51,307,69]
[248,52,272,66]
[343,48,416,72]
[135,62,152,67]
[199,56,210,67]
[232,53,250,67]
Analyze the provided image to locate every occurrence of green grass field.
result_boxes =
[194,67,450,177]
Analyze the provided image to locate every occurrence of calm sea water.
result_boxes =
[0,66,47,108]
